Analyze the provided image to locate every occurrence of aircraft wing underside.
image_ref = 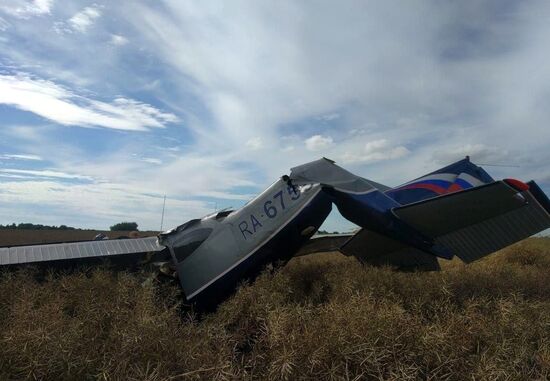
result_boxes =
[340,229,441,270]
[295,234,353,257]
[0,237,166,266]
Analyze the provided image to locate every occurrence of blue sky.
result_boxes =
[1,0,550,232]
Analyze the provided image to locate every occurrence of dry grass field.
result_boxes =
[0,235,549,380]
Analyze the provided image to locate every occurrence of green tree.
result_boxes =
[110,222,139,231]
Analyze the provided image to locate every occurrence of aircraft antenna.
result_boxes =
[477,163,521,168]
[160,195,166,232]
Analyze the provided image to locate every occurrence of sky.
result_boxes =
[0,0,550,232]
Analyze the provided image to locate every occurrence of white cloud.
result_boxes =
[364,140,392,154]
[68,5,101,33]
[0,0,53,19]
[126,1,449,151]
[0,168,93,180]
[0,150,257,229]
[0,72,178,131]
[53,5,102,34]
[0,179,212,230]
[245,137,263,150]
[0,153,43,161]
[122,1,550,182]
[51,150,257,202]
[0,15,9,30]
[342,139,410,164]
[305,135,333,151]
[110,34,128,46]
[432,144,509,165]
[318,112,340,122]
[141,157,162,165]
[4,125,43,142]
[52,21,69,34]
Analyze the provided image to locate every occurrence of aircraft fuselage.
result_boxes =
[159,179,332,307]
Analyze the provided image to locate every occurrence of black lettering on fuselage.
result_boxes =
[239,221,252,239]
[250,214,262,232]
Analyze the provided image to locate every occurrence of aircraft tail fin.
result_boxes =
[386,156,494,205]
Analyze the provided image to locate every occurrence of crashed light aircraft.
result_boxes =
[2,157,550,308]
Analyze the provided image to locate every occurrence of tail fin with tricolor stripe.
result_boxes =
[385,156,494,205]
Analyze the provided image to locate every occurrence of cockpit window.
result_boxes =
[215,210,233,219]
[172,228,212,263]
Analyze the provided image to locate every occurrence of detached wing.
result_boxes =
[295,231,441,270]
[340,229,441,270]
[392,180,550,263]
[0,237,166,267]
[295,234,353,257]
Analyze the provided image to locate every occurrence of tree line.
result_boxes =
[0,223,78,230]
[0,222,139,231]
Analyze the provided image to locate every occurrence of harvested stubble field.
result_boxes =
[1,237,549,380]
